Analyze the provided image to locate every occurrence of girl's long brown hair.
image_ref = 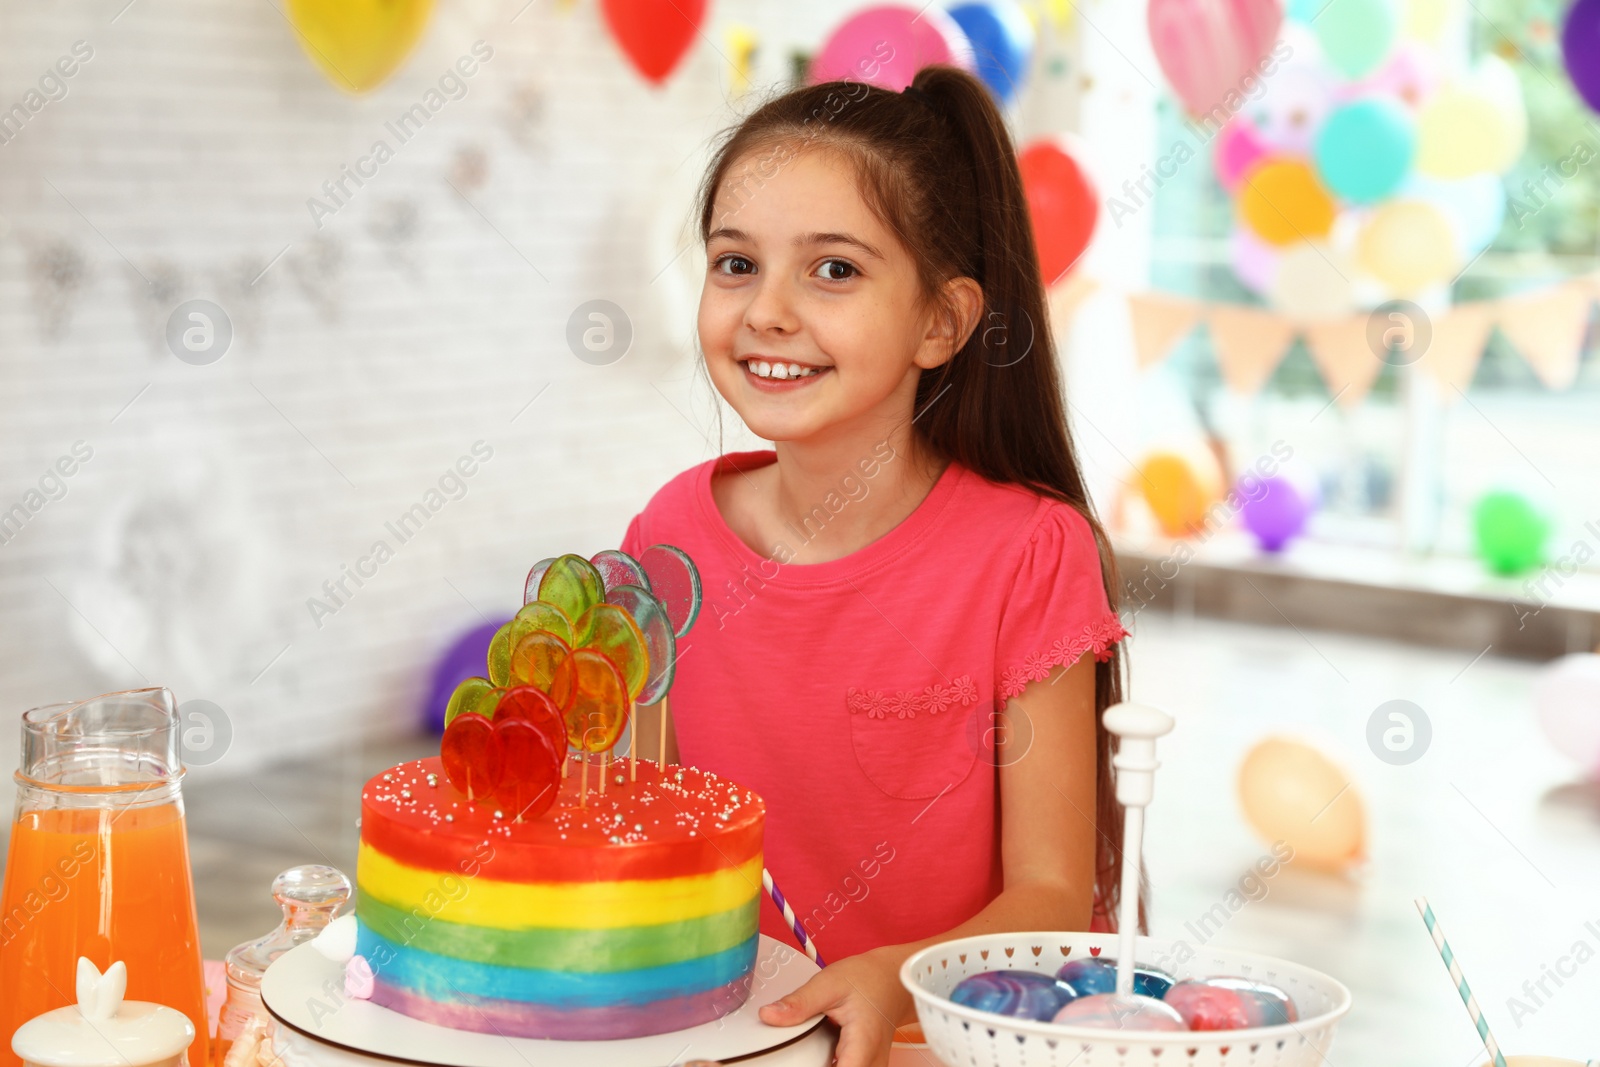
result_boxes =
[697,66,1137,932]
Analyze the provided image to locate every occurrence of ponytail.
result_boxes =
[698,66,1138,934]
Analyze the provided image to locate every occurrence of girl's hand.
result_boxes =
[756,949,908,1067]
[681,950,905,1067]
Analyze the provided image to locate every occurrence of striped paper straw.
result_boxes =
[1415,897,1507,1067]
[763,868,826,968]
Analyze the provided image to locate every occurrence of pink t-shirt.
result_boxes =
[621,450,1127,961]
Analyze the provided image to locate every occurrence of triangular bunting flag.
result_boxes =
[1495,281,1593,390]
[1048,273,1100,332]
[1303,315,1385,409]
[1126,293,1202,369]
[1417,303,1494,399]
[1205,305,1297,395]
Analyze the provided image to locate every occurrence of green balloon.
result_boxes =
[1472,490,1549,575]
[1313,0,1398,79]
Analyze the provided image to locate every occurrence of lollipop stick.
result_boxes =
[580,751,589,809]
[1415,898,1508,1067]
[562,749,570,779]
[1101,702,1175,997]
[630,701,638,783]
[600,751,609,795]
[659,694,670,769]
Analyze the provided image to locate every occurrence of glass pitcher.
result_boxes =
[0,688,208,1067]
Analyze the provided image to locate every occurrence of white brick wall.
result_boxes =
[0,0,1115,792]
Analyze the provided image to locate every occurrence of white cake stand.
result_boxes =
[262,936,829,1067]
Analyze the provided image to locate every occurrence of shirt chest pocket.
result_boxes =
[845,674,984,800]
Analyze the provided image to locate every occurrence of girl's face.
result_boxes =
[699,146,970,446]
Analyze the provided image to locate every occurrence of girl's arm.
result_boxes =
[754,651,1100,1067]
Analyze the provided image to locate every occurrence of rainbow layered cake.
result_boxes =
[356,755,764,1039]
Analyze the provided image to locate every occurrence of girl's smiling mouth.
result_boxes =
[740,357,831,385]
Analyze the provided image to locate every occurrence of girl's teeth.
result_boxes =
[745,360,820,379]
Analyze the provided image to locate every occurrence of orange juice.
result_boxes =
[0,801,208,1067]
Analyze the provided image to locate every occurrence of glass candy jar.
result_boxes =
[214,866,351,1067]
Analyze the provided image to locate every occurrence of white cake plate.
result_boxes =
[262,936,826,1067]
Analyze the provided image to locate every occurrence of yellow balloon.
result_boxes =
[1238,737,1366,871]
[1416,58,1526,178]
[1137,451,1221,538]
[288,0,434,94]
[1405,0,1451,41]
[1357,200,1458,295]
[1238,160,1337,248]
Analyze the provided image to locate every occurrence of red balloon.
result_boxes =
[1018,138,1098,286]
[601,0,707,85]
[441,712,502,802]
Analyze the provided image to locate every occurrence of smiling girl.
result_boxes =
[622,66,1130,1067]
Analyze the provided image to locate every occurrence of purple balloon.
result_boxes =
[1564,0,1600,114]
[1240,475,1312,552]
[423,618,512,733]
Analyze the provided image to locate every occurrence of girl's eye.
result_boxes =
[815,259,857,281]
[714,254,755,276]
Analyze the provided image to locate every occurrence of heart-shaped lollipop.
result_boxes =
[441,689,566,816]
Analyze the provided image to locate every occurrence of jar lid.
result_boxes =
[11,959,195,1067]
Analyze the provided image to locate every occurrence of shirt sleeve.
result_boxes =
[994,501,1128,705]
[620,512,646,558]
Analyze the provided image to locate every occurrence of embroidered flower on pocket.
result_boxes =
[848,675,978,718]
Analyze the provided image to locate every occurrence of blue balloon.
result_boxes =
[1313,97,1416,204]
[948,0,1035,105]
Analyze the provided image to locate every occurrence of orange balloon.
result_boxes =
[1238,737,1366,870]
[1137,451,1221,538]
[1238,159,1337,247]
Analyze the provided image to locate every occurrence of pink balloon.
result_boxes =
[1147,0,1283,117]
[1229,226,1278,294]
[809,5,974,90]
[1345,42,1441,108]
[1214,117,1270,190]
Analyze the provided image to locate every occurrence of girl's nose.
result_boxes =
[743,278,800,335]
